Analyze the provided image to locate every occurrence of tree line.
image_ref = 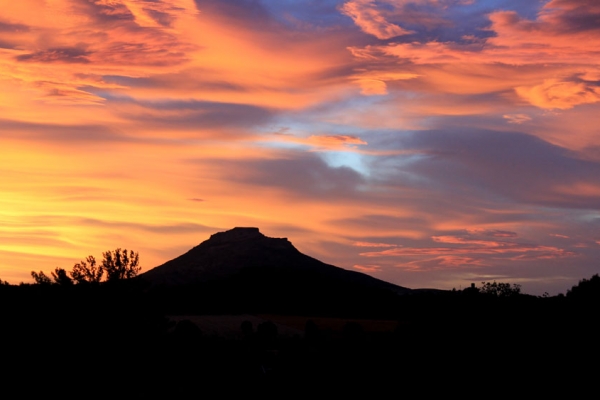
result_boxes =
[30,248,140,286]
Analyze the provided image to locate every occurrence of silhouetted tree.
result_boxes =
[70,255,103,284]
[567,274,600,301]
[480,281,521,297]
[51,268,73,286]
[31,270,52,285]
[102,248,140,282]
[462,283,480,295]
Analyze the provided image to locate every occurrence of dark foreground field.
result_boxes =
[2,277,599,394]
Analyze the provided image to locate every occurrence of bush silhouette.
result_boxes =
[102,248,140,282]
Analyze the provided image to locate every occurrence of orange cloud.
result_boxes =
[0,0,355,111]
[354,264,382,272]
[396,256,486,271]
[352,71,419,96]
[340,0,412,39]
[503,114,532,124]
[353,241,397,248]
[271,134,368,151]
[378,3,600,67]
[346,1,600,111]
[362,244,575,258]
[357,79,388,95]
[360,234,576,261]
[552,182,600,197]
[515,79,600,110]
[0,0,198,110]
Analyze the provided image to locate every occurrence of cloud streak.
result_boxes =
[341,0,413,39]
[360,230,576,272]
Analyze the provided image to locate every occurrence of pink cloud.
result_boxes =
[342,0,476,39]
[270,134,368,151]
[504,114,532,124]
[431,236,509,247]
[354,264,382,272]
[340,0,413,39]
[464,229,518,238]
[508,247,577,260]
[360,230,576,262]
[0,0,197,106]
[353,241,397,248]
[356,79,388,95]
[305,135,368,149]
[348,1,600,109]
[516,79,600,110]
[361,243,575,259]
[396,255,486,271]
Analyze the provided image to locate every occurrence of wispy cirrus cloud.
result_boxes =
[354,264,383,272]
[0,0,198,108]
[346,0,600,112]
[270,133,368,151]
[503,114,532,124]
[515,79,600,110]
[341,0,476,40]
[352,241,397,248]
[396,256,486,271]
[340,0,413,39]
[360,229,576,270]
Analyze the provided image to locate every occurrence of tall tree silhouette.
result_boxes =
[102,248,140,282]
[31,270,52,285]
[567,274,600,301]
[51,268,73,286]
[70,255,103,284]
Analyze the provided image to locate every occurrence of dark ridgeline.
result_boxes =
[141,226,407,291]
[140,227,410,316]
[1,227,599,392]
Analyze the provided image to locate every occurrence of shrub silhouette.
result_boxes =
[31,270,52,285]
[567,274,600,301]
[102,248,140,282]
[71,255,103,284]
[51,268,73,286]
[479,281,521,297]
[30,248,140,285]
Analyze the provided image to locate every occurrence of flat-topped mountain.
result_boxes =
[141,227,409,295]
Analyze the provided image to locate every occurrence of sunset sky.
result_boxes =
[2,0,600,295]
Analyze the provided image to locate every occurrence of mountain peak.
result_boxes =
[141,227,410,297]
[208,227,290,245]
[210,227,263,241]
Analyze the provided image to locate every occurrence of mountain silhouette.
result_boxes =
[141,227,411,294]
[139,227,413,315]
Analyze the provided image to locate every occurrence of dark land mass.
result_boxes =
[140,227,412,316]
[142,227,406,291]
[1,227,599,393]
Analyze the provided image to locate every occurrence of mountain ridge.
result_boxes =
[140,227,411,296]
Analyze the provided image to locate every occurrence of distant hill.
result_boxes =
[140,227,411,314]
[141,227,409,293]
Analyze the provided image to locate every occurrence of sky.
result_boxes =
[1,0,600,295]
